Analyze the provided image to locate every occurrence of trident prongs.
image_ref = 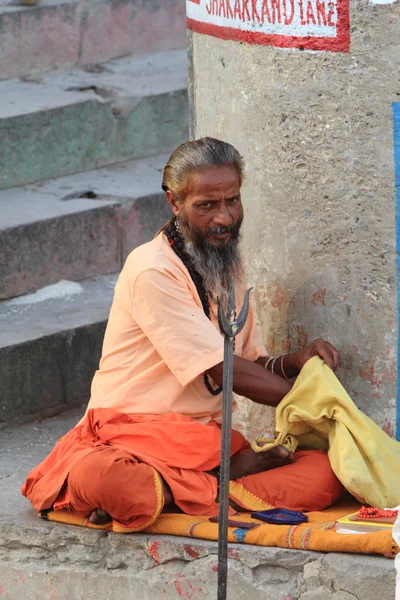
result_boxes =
[217,282,253,339]
[216,278,252,600]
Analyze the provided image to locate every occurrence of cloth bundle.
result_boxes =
[252,356,400,509]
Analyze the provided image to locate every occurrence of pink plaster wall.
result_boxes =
[0,4,80,80]
[0,0,187,81]
[80,0,187,65]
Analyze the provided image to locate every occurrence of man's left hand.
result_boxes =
[294,339,341,372]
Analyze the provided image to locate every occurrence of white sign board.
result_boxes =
[187,0,350,52]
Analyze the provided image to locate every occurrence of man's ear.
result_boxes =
[165,190,181,216]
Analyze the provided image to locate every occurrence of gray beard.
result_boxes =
[177,219,245,305]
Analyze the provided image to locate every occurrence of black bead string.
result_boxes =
[164,219,223,396]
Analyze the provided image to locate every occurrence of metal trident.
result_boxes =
[216,278,252,600]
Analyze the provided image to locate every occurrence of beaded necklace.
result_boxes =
[164,218,223,396]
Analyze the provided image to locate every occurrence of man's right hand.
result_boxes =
[293,338,341,373]
[229,446,295,480]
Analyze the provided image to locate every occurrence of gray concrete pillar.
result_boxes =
[187,0,400,439]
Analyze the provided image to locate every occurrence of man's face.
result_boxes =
[173,166,243,248]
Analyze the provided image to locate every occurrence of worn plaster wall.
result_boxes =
[188,0,400,440]
[0,0,187,80]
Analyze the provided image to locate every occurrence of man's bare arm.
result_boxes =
[208,338,341,408]
[208,355,292,408]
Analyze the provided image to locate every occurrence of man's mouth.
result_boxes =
[212,233,231,242]
[206,225,234,238]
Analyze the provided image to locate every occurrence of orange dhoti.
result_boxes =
[22,408,343,531]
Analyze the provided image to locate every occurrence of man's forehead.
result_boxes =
[186,166,240,196]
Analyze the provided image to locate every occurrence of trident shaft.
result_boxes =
[216,279,252,600]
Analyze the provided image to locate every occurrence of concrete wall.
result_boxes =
[187,0,400,440]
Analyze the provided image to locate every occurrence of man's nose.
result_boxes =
[213,203,232,226]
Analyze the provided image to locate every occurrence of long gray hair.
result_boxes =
[161,137,245,203]
[158,138,246,302]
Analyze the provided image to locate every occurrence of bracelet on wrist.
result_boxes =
[265,357,274,371]
[271,353,285,374]
[281,353,297,382]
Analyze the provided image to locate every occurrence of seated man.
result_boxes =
[22,137,344,530]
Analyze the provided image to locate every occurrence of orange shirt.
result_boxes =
[86,234,267,424]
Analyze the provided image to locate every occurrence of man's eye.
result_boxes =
[229,197,239,204]
[200,202,213,209]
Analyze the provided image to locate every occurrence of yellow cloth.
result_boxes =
[252,356,400,509]
[39,498,399,557]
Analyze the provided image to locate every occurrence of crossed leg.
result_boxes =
[230,449,344,512]
[67,444,343,527]
[67,445,167,530]
[68,444,323,525]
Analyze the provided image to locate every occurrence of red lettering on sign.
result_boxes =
[234,0,241,18]
[327,1,335,25]
[206,0,218,14]
[315,0,327,25]
[271,0,281,24]
[219,0,226,16]
[242,0,251,20]
[306,0,316,24]
[252,0,261,21]
[298,0,306,25]
[283,0,294,24]
[261,0,272,23]
[225,0,234,16]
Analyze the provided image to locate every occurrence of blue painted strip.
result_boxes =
[394,103,400,440]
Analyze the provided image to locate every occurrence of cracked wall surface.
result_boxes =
[188,0,400,440]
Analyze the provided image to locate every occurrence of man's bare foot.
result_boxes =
[89,509,111,525]
[88,480,173,524]
[230,445,295,480]
[163,480,173,506]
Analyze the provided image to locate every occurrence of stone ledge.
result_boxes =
[0,524,395,600]
[0,277,116,423]
[0,49,188,188]
[0,153,172,299]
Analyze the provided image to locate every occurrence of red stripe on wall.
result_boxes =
[335,0,350,53]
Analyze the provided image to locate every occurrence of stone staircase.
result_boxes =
[0,0,188,426]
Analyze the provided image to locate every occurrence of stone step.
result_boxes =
[0,48,188,189]
[0,274,117,425]
[0,153,172,299]
[0,410,396,599]
[0,0,186,81]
